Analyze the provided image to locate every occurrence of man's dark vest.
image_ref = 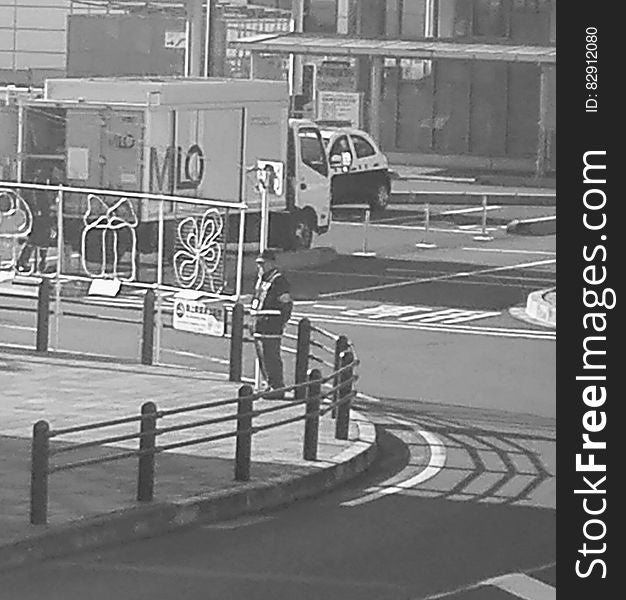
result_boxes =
[251,269,288,336]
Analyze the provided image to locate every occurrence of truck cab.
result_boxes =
[283,119,331,249]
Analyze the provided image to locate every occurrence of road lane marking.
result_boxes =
[444,311,501,324]
[341,423,446,507]
[312,303,347,310]
[405,309,471,323]
[440,205,502,215]
[0,324,36,331]
[292,312,555,341]
[462,247,556,255]
[415,563,557,600]
[161,349,230,365]
[318,258,556,299]
[486,573,555,599]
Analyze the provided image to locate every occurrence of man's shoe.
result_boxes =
[263,388,285,401]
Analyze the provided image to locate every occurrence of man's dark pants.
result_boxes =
[256,336,285,393]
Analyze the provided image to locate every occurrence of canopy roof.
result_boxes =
[232,33,556,64]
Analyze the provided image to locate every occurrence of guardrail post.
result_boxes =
[137,401,157,502]
[335,350,354,441]
[141,289,155,366]
[235,385,254,481]
[353,207,376,257]
[229,302,244,382]
[36,278,50,352]
[332,335,349,418]
[30,420,50,525]
[473,195,494,242]
[294,318,311,400]
[303,369,322,461]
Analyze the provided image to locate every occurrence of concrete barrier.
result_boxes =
[506,216,556,236]
[525,288,556,327]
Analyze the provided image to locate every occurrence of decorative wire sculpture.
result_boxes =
[173,209,224,293]
[0,188,33,271]
[81,194,138,281]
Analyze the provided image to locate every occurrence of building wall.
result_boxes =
[0,0,110,84]
[304,0,556,168]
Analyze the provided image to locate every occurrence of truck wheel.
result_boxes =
[370,182,390,211]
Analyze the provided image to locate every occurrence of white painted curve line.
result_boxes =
[319,258,557,299]
[341,426,446,507]
[486,574,556,600]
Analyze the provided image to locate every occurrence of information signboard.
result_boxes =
[317,91,363,128]
[173,297,225,336]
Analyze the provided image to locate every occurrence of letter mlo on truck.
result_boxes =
[12,76,332,255]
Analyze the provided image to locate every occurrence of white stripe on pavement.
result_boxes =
[440,205,502,215]
[486,574,556,600]
[461,247,556,256]
[291,311,555,341]
[443,311,501,324]
[342,423,446,507]
[319,258,556,299]
[402,309,471,323]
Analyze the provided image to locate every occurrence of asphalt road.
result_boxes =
[0,234,555,599]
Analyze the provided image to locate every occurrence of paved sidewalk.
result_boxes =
[0,349,376,568]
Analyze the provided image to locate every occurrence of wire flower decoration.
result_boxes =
[174,209,223,292]
[81,194,138,281]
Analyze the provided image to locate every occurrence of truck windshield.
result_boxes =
[298,128,328,177]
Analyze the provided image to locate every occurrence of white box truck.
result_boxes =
[16,77,332,252]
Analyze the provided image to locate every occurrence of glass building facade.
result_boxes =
[304,0,556,169]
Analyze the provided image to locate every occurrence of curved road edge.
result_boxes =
[0,412,377,573]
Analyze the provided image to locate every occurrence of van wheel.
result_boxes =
[370,182,390,211]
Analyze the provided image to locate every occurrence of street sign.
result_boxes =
[256,160,284,197]
[317,91,362,128]
[173,297,225,336]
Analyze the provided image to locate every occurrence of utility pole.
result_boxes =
[186,0,205,77]
[291,0,304,95]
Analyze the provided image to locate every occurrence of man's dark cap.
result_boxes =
[256,249,277,262]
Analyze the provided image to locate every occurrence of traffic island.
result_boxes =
[510,288,556,328]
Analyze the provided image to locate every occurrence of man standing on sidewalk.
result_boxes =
[251,249,293,399]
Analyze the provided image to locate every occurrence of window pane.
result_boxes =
[351,135,376,158]
[474,0,508,38]
[330,135,351,156]
[299,128,328,176]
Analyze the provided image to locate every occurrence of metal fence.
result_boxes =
[29,311,359,526]
[0,181,248,295]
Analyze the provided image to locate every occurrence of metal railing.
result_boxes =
[333,188,557,254]
[28,311,359,525]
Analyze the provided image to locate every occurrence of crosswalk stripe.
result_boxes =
[399,309,469,323]
[444,311,501,324]
[486,574,555,600]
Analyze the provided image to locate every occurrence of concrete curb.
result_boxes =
[524,288,556,327]
[506,216,556,235]
[0,411,376,571]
